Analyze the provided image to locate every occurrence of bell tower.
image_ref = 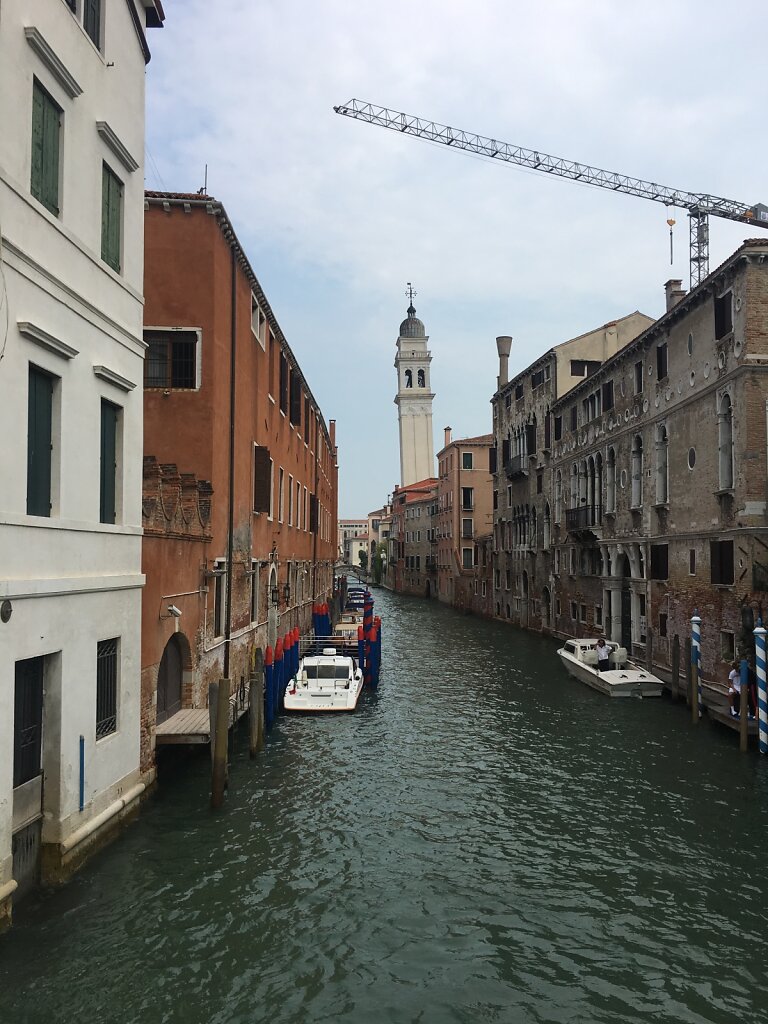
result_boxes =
[395,284,435,486]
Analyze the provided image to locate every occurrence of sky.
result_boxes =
[145,0,768,518]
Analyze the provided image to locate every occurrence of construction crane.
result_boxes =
[333,99,768,289]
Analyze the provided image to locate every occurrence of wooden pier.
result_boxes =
[156,688,249,747]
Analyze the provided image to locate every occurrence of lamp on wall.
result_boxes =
[271,584,280,605]
[283,583,291,604]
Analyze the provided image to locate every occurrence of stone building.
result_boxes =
[142,191,338,764]
[388,479,438,597]
[467,533,494,618]
[338,518,367,561]
[491,313,653,625]
[0,0,164,928]
[493,239,768,692]
[436,429,494,607]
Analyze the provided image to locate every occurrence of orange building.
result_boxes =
[140,192,337,773]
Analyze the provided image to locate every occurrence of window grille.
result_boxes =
[96,639,118,739]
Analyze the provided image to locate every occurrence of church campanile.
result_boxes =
[395,285,435,486]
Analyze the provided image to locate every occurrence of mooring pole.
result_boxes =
[208,681,218,769]
[250,648,264,757]
[691,611,702,723]
[754,619,768,755]
[739,658,750,753]
[211,677,230,808]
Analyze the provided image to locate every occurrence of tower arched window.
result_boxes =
[656,423,669,503]
[631,435,643,508]
[718,393,734,489]
[417,368,425,388]
[404,369,412,388]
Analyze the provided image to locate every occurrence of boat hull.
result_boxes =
[557,651,663,698]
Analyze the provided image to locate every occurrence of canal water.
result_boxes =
[2,589,768,1024]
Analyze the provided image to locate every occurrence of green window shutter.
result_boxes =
[101,164,122,272]
[27,367,53,517]
[84,0,101,48]
[31,81,60,216]
[100,400,117,523]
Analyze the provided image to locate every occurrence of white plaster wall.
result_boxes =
[0,0,149,888]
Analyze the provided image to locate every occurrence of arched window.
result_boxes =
[718,393,734,489]
[656,423,669,503]
[530,507,537,548]
[543,501,551,549]
[404,369,412,388]
[631,435,643,507]
[555,471,562,523]
[606,447,616,513]
[417,368,425,388]
[570,463,579,509]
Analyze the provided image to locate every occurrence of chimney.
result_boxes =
[496,336,512,389]
[444,426,452,448]
[664,279,686,312]
[329,418,336,446]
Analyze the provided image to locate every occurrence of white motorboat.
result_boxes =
[333,609,364,652]
[284,648,364,713]
[556,638,664,698]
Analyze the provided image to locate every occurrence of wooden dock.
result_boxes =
[156,690,249,746]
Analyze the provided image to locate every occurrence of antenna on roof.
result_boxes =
[197,163,208,195]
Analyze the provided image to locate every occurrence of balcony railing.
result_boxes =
[565,504,603,531]
[503,455,528,479]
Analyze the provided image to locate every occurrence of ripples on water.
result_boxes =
[2,589,768,1023]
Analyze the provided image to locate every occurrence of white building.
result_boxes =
[0,0,164,929]
[394,296,435,486]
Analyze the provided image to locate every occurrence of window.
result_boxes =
[718,393,734,489]
[570,601,577,620]
[571,359,601,378]
[482,581,487,597]
[288,474,294,525]
[289,370,302,427]
[634,361,643,395]
[515,382,524,400]
[462,487,474,510]
[304,396,311,443]
[251,295,266,349]
[531,368,545,389]
[721,631,735,662]
[101,163,123,272]
[100,400,119,524]
[659,613,668,638]
[631,435,643,507]
[505,569,511,590]
[27,365,54,517]
[296,480,301,529]
[714,291,733,340]
[602,380,614,411]
[462,518,473,539]
[144,330,198,388]
[96,638,118,739]
[606,447,616,513]
[711,540,734,585]
[536,471,543,494]
[14,657,44,788]
[84,0,102,49]
[279,352,288,413]
[462,452,473,470]
[570,406,577,431]
[554,415,562,441]
[278,468,284,522]
[656,341,668,381]
[655,423,668,503]
[689,549,696,575]
[650,544,669,580]
[253,445,271,513]
[417,369,425,387]
[595,605,603,627]
[31,80,61,216]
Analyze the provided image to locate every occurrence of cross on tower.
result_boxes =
[405,282,417,306]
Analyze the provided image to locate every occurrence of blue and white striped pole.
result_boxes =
[691,611,702,719]
[754,619,768,754]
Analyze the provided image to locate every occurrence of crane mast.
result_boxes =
[333,99,768,288]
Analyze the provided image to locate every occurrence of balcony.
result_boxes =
[565,504,603,533]
[504,455,528,479]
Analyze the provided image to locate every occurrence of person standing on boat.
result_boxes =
[596,637,610,673]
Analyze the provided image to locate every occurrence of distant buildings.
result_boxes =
[0,0,164,928]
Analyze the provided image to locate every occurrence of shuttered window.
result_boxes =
[289,372,302,426]
[100,400,118,524]
[31,80,61,216]
[101,163,122,272]
[711,540,734,586]
[84,0,101,49]
[309,494,318,533]
[27,366,53,517]
[253,445,271,513]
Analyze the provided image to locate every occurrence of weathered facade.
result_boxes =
[491,313,654,626]
[436,430,494,607]
[142,192,338,766]
[0,0,164,928]
[493,241,768,693]
[387,479,438,597]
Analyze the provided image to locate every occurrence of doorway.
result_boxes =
[618,554,632,649]
[157,635,183,724]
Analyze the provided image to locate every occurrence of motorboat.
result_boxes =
[556,638,664,698]
[334,609,364,652]
[284,648,364,712]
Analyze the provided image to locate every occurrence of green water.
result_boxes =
[2,589,768,1023]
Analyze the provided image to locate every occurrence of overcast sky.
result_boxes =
[145,0,768,517]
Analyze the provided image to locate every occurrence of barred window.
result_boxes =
[144,330,198,388]
[96,638,118,739]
